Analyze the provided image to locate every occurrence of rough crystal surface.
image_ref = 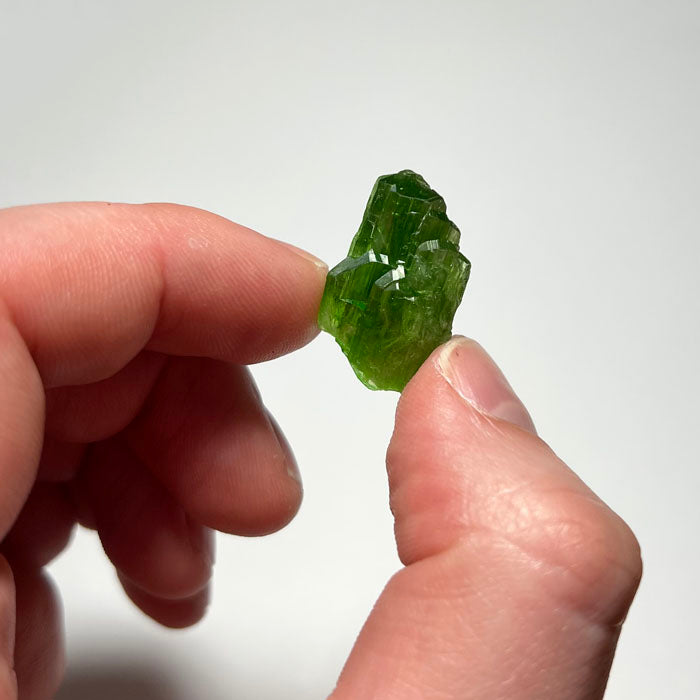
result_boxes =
[318,169,470,391]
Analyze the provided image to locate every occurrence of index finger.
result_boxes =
[0,202,327,387]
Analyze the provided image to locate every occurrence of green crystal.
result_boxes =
[318,169,471,391]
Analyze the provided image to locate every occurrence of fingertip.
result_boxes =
[388,336,561,565]
[210,410,303,536]
[128,360,303,538]
[273,239,329,274]
[140,203,327,364]
[191,464,301,537]
[419,335,534,433]
[118,573,210,629]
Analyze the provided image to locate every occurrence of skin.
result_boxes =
[0,203,641,699]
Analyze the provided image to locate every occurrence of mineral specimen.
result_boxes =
[318,169,470,391]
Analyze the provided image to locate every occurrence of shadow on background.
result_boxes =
[55,664,181,700]
[54,661,319,700]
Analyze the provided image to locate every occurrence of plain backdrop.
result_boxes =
[1,1,698,698]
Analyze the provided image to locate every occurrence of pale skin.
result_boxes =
[0,203,641,699]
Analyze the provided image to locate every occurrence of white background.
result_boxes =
[1,1,698,697]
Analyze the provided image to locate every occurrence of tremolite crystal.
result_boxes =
[318,170,470,391]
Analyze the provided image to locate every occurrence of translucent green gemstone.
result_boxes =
[318,170,471,391]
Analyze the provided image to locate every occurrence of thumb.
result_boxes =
[331,337,641,700]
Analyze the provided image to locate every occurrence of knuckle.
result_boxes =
[490,486,642,624]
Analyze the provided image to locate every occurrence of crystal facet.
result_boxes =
[318,170,470,391]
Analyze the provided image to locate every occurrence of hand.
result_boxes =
[0,203,641,700]
[0,202,325,698]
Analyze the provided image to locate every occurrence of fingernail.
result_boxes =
[267,413,303,488]
[276,240,328,272]
[437,336,537,434]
